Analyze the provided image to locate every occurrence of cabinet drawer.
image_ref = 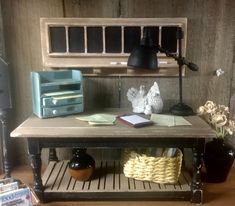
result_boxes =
[42,104,83,117]
[42,94,83,107]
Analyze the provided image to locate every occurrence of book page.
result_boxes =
[120,115,151,125]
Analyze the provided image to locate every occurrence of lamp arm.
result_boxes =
[155,46,199,71]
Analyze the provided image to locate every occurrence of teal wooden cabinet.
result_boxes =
[31,70,83,118]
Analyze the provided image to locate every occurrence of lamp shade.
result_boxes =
[127,29,158,70]
[127,45,157,70]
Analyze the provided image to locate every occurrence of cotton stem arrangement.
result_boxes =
[197,101,235,139]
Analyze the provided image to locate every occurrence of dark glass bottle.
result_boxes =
[204,139,235,183]
[69,148,95,181]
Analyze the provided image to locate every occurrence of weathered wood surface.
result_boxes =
[10,109,215,139]
[1,0,235,165]
[0,0,4,173]
[42,160,191,198]
[1,0,64,165]
[0,0,5,59]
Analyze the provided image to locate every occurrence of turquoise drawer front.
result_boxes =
[42,94,83,107]
[43,104,83,117]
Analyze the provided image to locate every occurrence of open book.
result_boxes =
[118,114,153,128]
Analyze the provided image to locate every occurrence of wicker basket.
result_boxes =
[123,148,183,184]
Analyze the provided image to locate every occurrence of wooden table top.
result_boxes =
[10,109,216,139]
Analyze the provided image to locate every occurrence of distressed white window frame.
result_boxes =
[40,18,187,76]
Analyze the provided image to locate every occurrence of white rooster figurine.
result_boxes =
[127,82,163,115]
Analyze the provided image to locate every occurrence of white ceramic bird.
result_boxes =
[127,85,147,113]
[145,82,163,115]
[127,82,163,115]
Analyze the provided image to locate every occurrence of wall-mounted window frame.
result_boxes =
[40,18,187,76]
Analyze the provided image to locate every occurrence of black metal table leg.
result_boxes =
[0,109,11,178]
[27,139,44,202]
[191,140,204,204]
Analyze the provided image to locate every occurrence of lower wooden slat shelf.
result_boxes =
[42,160,192,201]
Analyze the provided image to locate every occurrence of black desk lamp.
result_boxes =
[127,27,198,116]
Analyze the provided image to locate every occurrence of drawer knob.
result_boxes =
[52,99,58,105]
[52,110,57,115]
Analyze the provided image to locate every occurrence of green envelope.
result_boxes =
[150,114,192,127]
[76,114,117,126]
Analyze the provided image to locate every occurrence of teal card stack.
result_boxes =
[31,70,83,118]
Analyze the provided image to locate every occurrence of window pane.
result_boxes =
[68,27,84,53]
[87,27,103,53]
[124,27,141,53]
[49,27,66,52]
[161,27,178,53]
[105,26,121,53]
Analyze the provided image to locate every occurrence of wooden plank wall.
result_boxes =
[1,0,235,166]
[0,0,4,173]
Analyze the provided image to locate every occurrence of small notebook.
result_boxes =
[118,114,153,128]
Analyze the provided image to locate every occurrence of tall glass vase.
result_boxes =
[204,138,235,183]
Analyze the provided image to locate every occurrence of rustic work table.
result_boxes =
[10,109,215,204]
